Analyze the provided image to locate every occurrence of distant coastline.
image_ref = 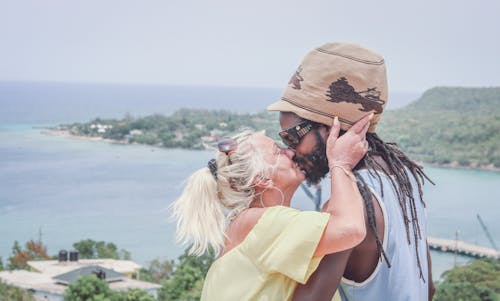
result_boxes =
[38,85,500,173]
[422,161,500,173]
[42,128,129,145]
[42,126,500,173]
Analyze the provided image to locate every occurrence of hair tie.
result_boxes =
[208,159,218,180]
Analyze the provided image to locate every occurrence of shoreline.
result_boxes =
[421,162,500,173]
[42,128,500,173]
[41,128,129,145]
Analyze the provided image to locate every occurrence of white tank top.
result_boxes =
[339,169,429,301]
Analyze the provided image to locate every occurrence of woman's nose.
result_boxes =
[285,148,295,159]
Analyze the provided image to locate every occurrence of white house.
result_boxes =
[0,259,161,301]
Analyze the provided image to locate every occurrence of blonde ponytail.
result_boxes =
[172,130,274,256]
[172,167,226,255]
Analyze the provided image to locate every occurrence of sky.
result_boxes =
[0,0,499,93]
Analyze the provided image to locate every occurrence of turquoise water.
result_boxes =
[0,127,499,280]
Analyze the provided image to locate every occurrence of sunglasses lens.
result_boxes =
[218,138,237,153]
[279,132,297,149]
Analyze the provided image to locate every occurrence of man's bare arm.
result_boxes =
[293,190,384,301]
[293,250,352,301]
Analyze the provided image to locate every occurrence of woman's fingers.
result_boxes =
[327,116,340,144]
[349,113,373,134]
[360,120,371,137]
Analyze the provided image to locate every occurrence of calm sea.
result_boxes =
[0,82,498,280]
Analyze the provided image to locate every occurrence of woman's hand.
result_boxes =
[326,114,372,171]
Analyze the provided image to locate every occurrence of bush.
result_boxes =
[0,280,35,301]
[64,275,115,301]
[114,289,156,301]
[434,259,500,301]
[158,249,214,301]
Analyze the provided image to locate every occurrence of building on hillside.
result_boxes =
[0,254,161,301]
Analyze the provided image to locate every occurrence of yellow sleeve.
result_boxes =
[240,206,330,284]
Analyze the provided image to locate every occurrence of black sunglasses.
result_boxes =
[279,121,315,149]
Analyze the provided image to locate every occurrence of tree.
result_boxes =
[434,259,500,301]
[95,241,119,259]
[0,280,35,301]
[73,239,96,259]
[113,289,156,301]
[0,257,4,271]
[72,239,130,260]
[435,282,497,301]
[64,275,115,301]
[8,240,50,270]
[158,249,215,301]
[137,258,174,284]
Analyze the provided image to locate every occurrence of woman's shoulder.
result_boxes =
[237,206,299,230]
[229,207,266,240]
[226,206,297,248]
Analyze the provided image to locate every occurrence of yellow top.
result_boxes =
[201,205,341,301]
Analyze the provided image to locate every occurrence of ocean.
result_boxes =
[0,82,498,281]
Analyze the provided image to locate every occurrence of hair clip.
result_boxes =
[207,159,218,180]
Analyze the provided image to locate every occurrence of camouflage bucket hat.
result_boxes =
[268,42,388,132]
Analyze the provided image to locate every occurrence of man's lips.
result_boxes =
[292,161,307,176]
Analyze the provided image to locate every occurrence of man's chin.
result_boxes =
[304,170,328,185]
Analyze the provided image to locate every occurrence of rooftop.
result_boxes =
[0,270,160,295]
[0,259,159,297]
[27,259,141,276]
[53,265,125,285]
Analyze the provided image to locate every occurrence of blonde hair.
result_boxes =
[172,130,274,256]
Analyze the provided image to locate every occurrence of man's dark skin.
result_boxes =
[282,112,436,301]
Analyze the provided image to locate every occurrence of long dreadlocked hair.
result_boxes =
[349,130,434,281]
[291,114,434,281]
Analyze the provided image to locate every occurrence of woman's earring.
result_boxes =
[259,187,268,208]
[259,185,285,208]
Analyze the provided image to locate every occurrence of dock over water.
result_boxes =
[428,236,500,260]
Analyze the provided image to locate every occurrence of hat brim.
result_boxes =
[268,98,377,132]
[268,99,335,128]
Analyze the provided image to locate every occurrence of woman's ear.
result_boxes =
[253,176,273,189]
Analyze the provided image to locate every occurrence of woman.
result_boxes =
[172,115,371,301]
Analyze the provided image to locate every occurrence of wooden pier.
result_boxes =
[428,236,500,260]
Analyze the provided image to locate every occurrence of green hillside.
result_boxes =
[377,87,500,169]
[55,86,500,170]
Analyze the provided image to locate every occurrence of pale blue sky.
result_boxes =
[0,0,499,92]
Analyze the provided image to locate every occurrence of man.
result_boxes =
[268,43,435,300]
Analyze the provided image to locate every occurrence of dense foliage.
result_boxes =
[64,275,116,301]
[64,275,157,301]
[7,239,50,270]
[73,239,131,260]
[59,86,500,168]
[137,258,174,284]
[113,289,156,301]
[0,280,35,301]
[378,87,500,168]
[434,259,500,301]
[157,249,215,301]
[64,109,279,149]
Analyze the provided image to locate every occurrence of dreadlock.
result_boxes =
[352,131,434,281]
